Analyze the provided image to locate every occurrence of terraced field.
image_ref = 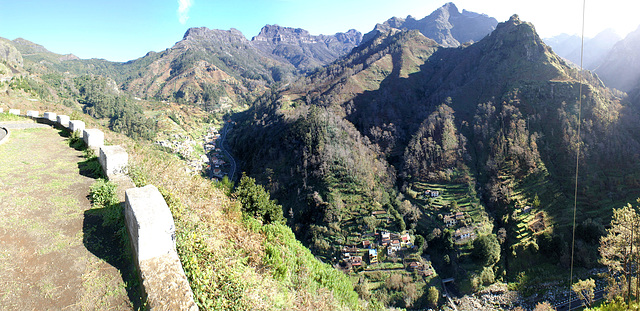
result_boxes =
[410,180,492,237]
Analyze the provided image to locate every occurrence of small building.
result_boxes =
[425,189,440,198]
[454,227,476,243]
[400,233,411,247]
[388,240,401,256]
[351,256,363,267]
[362,240,371,249]
[455,211,464,220]
[369,249,378,264]
[444,215,456,227]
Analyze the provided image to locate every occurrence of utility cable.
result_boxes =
[569,0,586,305]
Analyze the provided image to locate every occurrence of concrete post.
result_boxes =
[57,115,70,127]
[83,129,104,149]
[69,120,85,138]
[26,110,39,118]
[99,145,128,178]
[124,185,176,262]
[9,109,20,115]
[43,112,57,122]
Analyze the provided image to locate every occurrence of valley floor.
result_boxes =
[0,124,132,310]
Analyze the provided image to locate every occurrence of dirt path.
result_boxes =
[0,126,132,310]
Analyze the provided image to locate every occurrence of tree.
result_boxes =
[426,286,439,308]
[233,174,284,224]
[363,216,380,233]
[399,200,421,223]
[414,234,426,250]
[533,194,541,208]
[497,227,507,244]
[572,278,595,307]
[473,234,501,266]
[599,203,639,304]
[532,301,555,311]
[403,283,418,308]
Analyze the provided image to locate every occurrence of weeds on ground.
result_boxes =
[87,178,143,309]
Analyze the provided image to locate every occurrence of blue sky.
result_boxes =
[0,0,638,62]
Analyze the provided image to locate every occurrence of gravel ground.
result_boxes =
[0,127,132,310]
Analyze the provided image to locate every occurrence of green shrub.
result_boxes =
[90,179,118,209]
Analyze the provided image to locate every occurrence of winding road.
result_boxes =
[555,288,605,310]
[216,120,237,181]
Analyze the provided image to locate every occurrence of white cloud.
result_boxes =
[177,0,193,25]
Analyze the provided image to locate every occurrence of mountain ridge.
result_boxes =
[230,14,631,306]
[596,25,640,92]
[362,2,498,47]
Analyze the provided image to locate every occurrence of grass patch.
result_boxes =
[0,112,25,121]
[85,178,143,309]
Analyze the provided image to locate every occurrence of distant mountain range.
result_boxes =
[251,25,362,71]
[363,2,498,47]
[544,29,621,70]
[595,25,640,92]
[4,3,640,309]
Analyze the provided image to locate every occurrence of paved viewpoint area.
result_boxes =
[0,125,132,310]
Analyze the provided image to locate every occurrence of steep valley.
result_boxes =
[2,3,640,310]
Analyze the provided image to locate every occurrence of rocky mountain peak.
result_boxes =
[363,2,497,47]
[182,27,247,44]
[0,38,23,66]
[252,24,317,44]
[438,2,461,17]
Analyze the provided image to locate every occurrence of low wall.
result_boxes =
[3,107,198,310]
[0,127,9,146]
[99,145,128,178]
[83,128,104,149]
[69,120,85,138]
[125,185,198,310]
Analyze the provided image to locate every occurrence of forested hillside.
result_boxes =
[4,2,640,309]
[231,14,640,307]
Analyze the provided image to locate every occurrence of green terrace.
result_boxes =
[409,180,492,238]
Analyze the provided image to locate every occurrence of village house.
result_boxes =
[387,240,401,256]
[362,240,371,249]
[369,249,378,264]
[454,227,476,243]
[444,214,456,227]
[425,189,440,198]
[351,256,363,267]
[455,211,464,220]
[381,231,391,246]
[400,233,411,247]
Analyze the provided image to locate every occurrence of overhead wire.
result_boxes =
[568,0,587,305]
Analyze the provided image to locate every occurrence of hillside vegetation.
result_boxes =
[230,14,640,308]
[4,5,640,310]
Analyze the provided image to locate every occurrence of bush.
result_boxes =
[89,179,118,209]
[233,174,284,224]
[473,234,501,266]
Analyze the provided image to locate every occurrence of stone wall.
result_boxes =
[1,108,198,310]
